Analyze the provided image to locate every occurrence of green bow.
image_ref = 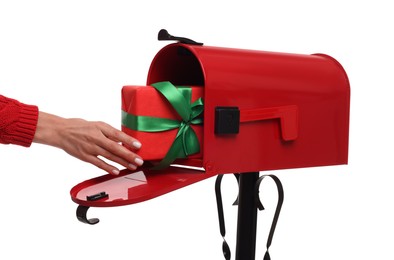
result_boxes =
[122,81,204,170]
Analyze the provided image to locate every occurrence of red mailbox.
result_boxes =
[146,43,350,174]
[70,31,350,216]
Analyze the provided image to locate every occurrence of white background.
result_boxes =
[0,1,393,259]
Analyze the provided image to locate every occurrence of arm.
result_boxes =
[1,95,143,175]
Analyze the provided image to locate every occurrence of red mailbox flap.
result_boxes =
[147,43,350,175]
[240,105,299,141]
[71,166,216,207]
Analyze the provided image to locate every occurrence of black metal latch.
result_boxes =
[215,106,240,135]
[158,29,203,45]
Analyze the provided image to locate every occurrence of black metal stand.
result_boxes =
[235,172,260,260]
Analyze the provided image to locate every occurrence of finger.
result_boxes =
[98,122,142,150]
[96,145,142,171]
[94,135,144,167]
[85,155,121,175]
[91,140,144,170]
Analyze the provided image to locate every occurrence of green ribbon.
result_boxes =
[122,81,204,170]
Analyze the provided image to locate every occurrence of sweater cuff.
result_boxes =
[12,103,39,147]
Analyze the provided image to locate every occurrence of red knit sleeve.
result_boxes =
[0,95,39,147]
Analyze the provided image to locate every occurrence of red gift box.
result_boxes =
[121,83,204,163]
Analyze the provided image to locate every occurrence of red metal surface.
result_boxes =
[71,166,215,207]
[148,44,350,174]
[240,105,299,141]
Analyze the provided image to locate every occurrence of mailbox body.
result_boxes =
[147,43,350,175]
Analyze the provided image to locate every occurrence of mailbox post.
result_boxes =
[236,172,259,260]
[70,30,350,260]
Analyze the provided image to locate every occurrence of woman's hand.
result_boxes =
[33,112,143,175]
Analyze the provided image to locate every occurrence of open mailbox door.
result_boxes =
[70,31,350,224]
